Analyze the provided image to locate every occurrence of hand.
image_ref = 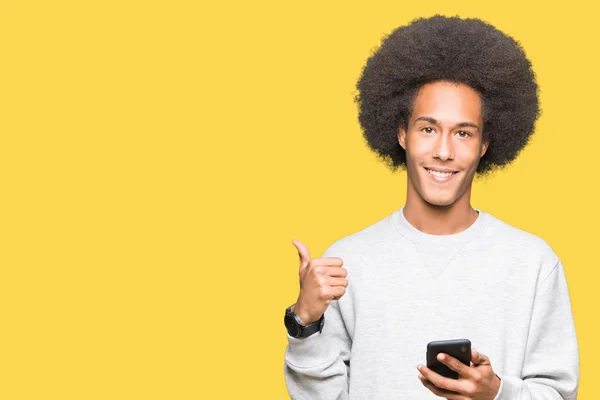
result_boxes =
[291,240,348,325]
[417,348,501,400]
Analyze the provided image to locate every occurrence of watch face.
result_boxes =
[284,314,300,337]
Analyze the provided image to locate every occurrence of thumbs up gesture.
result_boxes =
[292,240,348,325]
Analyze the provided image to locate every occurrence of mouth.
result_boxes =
[424,167,459,182]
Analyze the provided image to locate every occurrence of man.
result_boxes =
[283,15,579,400]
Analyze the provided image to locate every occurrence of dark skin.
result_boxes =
[417,348,501,400]
[398,81,500,399]
[397,80,488,236]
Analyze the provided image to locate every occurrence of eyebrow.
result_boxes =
[413,116,480,131]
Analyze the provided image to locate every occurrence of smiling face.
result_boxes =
[397,81,489,208]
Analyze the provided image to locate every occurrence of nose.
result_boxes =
[433,132,455,161]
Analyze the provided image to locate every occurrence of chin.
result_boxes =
[420,190,459,207]
[424,197,457,207]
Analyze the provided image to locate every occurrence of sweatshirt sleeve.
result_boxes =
[284,239,353,400]
[494,258,580,400]
[284,298,351,399]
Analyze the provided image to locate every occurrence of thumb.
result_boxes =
[471,348,490,366]
[292,240,311,270]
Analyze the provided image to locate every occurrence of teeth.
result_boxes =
[426,169,455,178]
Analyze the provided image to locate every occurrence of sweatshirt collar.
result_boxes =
[390,206,489,245]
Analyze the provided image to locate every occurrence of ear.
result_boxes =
[397,127,407,150]
[480,136,489,157]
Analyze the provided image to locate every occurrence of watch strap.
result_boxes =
[300,313,324,337]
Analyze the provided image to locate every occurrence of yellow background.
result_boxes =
[1,0,597,398]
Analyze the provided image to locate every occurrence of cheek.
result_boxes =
[456,143,483,168]
[406,137,430,160]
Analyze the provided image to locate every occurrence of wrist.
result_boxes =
[285,303,325,338]
[292,303,315,325]
[292,303,311,325]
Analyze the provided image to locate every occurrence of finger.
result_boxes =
[308,257,344,268]
[418,374,462,399]
[325,267,347,278]
[417,365,461,393]
[310,265,347,277]
[330,285,347,300]
[292,240,311,271]
[471,348,490,366]
[437,353,475,379]
[328,277,349,287]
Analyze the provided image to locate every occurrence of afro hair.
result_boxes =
[354,15,540,175]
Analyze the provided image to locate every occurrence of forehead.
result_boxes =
[411,81,482,124]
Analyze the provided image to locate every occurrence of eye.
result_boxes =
[455,130,471,138]
[421,127,435,134]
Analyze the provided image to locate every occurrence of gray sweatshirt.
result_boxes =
[284,207,579,399]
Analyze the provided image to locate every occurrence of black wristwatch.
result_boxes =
[284,304,325,338]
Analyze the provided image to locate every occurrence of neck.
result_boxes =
[403,185,478,235]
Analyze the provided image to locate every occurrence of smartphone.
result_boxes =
[426,339,471,379]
